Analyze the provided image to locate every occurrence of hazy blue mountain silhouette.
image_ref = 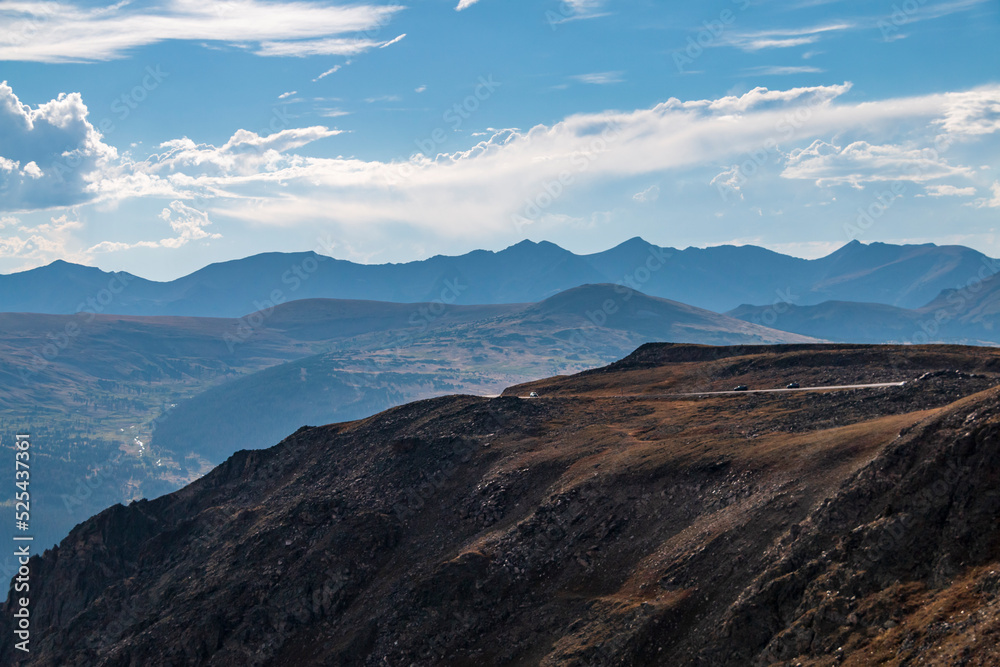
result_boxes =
[3,238,996,316]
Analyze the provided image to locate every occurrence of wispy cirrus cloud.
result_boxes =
[924,184,976,197]
[571,71,625,85]
[460,0,608,21]
[255,34,405,58]
[723,22,856,51]
[313,62,349,82]
[743,65,825,76]
[0,0,404,63]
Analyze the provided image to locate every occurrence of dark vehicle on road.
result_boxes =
[734,385,749,391]
[786,382,800,389]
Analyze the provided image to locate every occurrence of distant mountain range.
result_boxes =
[4,238,998,316]
[0,283,812,555]
[150,284,817,462]
[728,270,1000,345]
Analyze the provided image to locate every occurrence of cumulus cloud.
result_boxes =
[157,201,222,247]
[0,214,84,262]
[140,126,342,178]
[8,80,1000,254]
[88,201,220,253]
[0,81,117,211]
[973,181,1000,208]
[710,166,746,201]
[933,87,1000,136]
[781,140,973,187]
[0,0,404,63]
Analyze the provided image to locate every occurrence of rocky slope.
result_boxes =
[5,343,1000,665]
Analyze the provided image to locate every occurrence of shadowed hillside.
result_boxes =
[6,344,1000,665]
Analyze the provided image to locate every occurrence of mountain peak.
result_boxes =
[501,239,570,256]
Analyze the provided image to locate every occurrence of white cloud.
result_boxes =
[933,87,1000,136]
[0,81,117,211]
[158,201,222,247]
[277,91,297,100]
[544,0,610,24]
[255,36,399,58]
[633,185,660,203]
[0,214,84,263]
[0,0,404,63]
[724,23,855,51]
[8,81,1000,252]
[973,181,1000,208]
[88,201,221,253]
[743,66,824,76]
[415,85,427,94]
[710,166,746,201]
[782,140,974,187]
[924,184,976,197]
[571,71,624,85]
[465,1,607,24]
[313,65,343,81]
[364,95,402,103]
[140,127,342,178]
[379,33,406,48]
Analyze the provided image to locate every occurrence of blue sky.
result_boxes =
[0,0,997,280]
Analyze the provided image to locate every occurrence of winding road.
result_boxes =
[515,381,908,399]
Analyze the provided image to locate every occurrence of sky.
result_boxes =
[0,0,997,280]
